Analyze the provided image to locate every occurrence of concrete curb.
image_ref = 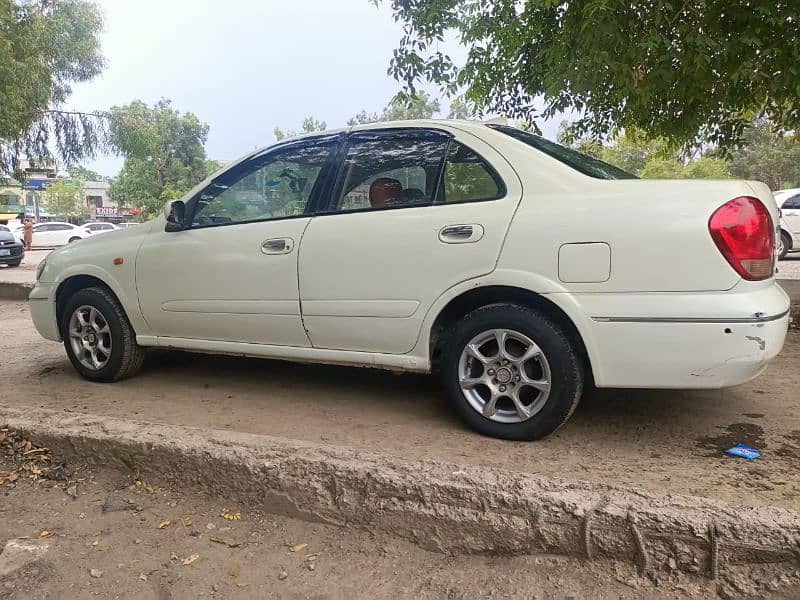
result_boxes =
[1,405,798,583]
[0,281,32,301]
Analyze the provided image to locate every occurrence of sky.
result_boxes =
[68,0,560,177]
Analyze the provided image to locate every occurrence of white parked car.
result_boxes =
[22,222,91,248]
[84,222,119,234]
[29,121,790,440]
[774,188,800,259]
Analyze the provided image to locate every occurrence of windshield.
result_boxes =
[487,124,637,180]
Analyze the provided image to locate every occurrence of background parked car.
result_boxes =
[0,224,24,246]
[774,188,800,259]
[18,222,92,248]
[0,227,25,267]
[84,222,119,234]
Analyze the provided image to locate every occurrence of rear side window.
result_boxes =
[488,124,637,180]
[335,133,448,211]
[438,142,504,203]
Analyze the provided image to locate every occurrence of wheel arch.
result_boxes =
[780,228,793,250]
[56,274,130,334]
[426,284,596,382]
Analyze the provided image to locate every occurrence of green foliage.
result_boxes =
[0,0,105,176]
[67,164,105,182]
[383,91,440,121]
[108,99,210,216]
[383,1,800,150]
[447,97,475,120]
[43,179,88,220]
[346,110,382,126]
[728,121,800,190]
[274,116,327,141]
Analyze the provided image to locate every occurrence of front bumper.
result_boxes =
[29,282,60,342]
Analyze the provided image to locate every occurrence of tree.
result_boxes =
[346,110,381,126]
[67,164,105,182]
[382,91,440,121]
[43,179,88,220]
[274,116,327,141]
[727,121,800,190]
[107,99,210,216]
[383,1,800,151]
[447,97,475,120]
[0,0,105,176]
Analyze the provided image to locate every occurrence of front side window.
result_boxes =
[782,195,800,209]
[192,141,334,227]
[334,133,448,211]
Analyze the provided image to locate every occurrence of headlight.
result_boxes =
[36,259,47,282]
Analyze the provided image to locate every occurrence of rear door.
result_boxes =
[297,127,523,354]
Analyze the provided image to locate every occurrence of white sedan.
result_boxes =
[774,188,800,259]
[28,120,790,440]
[22,222,91,248]
[84,222,119,234]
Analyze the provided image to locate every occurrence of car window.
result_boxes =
[192,141,334,227]
[34,224,51,231]
[333,132,448,211]
[488,124,638,180]
[437,142,504,203]
[55,224,72,231]
[782,195,800,209]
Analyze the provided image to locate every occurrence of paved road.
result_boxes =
[777,254,800,279]
[3,300,799,510]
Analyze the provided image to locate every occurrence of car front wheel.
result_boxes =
[439,304,584,441]
[61,286,145,382]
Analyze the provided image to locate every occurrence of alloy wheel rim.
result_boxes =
[458,328,552,424]
[68,305,112,371]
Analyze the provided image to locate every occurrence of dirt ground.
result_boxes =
[2,454,726,600]
[2,300,799,512]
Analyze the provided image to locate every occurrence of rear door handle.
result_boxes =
[261,237,294,254]
[439,224,484,244]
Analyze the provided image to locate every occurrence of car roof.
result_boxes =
[774,188,800,198]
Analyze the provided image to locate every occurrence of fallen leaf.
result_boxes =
[210,536,241,548]
[91,540,99,547]
[182,553,199,566]
[182,516,193,527]
[79,512,86,519]
[157,519,171,529]
[170,552,178,561]
[90,568,103,578]
[289,543,307,553]
[145,484,156,495]
[39,530,52,538]
[228,565,240,578]
[139,573,147,581]
[7,472,18,482]
[236,583,249,588]
[220,507,241,521]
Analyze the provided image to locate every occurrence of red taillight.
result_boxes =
[708,196,774,281]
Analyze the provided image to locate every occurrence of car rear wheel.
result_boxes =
[778,231,791,260]
[68,236,81,243]
[61,286,145,382]
[439,304,584,441]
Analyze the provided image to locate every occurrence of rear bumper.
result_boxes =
[573,282,790,389]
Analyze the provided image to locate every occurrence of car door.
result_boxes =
[32,223,55,247]
[781,194,800,235]
[136,135,340,346]
[297,127,523,354]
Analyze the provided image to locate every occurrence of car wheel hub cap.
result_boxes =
[68,305,112,371]
[457,328,552,424]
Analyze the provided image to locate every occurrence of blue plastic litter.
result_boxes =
[724,444,761,460]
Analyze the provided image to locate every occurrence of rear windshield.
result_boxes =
[488,124,637,180]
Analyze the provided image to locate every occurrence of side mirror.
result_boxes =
[164,200,186,232]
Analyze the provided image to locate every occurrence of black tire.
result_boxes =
[60,286,145,382]
[68,236,81,243]
[778,231,791,260]
[439,304,584,441]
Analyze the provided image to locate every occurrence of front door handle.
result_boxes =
[439,224,484,244]
[261,237,294,254]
